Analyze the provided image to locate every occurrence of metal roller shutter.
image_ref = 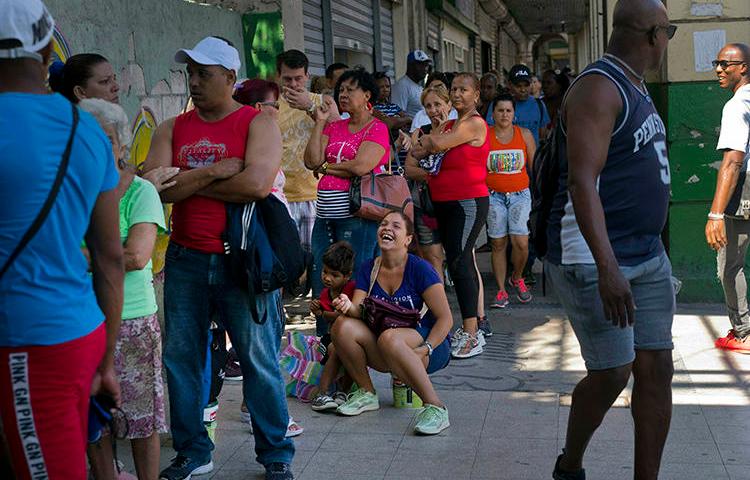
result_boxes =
[331,0,374,56]
[380,0,395,76]
[303,0,326,77]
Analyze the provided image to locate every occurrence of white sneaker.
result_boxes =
[450,327,465,349]
[451,331,483,359]
[451,328,484,348]
[477,329,486,347]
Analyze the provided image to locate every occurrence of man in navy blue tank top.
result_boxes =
[545,1,677,479]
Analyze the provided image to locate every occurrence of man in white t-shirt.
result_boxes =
[705,43,750,353]
[391,50,431,118]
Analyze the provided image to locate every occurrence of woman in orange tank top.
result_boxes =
[486,94,537,310]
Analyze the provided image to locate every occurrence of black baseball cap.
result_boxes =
[508,64,532,85]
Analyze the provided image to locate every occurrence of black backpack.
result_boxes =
[225,195,305,323]
[528,121,563,258]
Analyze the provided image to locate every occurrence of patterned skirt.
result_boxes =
[114,313,168,439]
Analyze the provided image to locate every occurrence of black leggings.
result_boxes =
[433,197,489,320]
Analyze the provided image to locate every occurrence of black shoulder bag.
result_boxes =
[0,102,78,279]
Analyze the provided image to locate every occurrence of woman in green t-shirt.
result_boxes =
[80,99,167,480]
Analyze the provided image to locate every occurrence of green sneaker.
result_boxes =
[336,389,379,416]
[414,404,450,435]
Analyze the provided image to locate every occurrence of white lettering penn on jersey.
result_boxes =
[632,112,666,153]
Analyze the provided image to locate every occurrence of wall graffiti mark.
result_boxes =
[52,26,71,63]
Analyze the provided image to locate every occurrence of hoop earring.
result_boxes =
[366,101,373,111]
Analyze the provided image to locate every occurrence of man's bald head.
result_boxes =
[612,0,668,32]
[720,43,750,65]
[716,43,750,92]
[608,0,671,72]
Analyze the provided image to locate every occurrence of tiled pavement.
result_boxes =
[116,267,750,479]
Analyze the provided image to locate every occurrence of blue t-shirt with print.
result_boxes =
[356,253,442,330]
[0,93,119,347]
[514,97,550,146]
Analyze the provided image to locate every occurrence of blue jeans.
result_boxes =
[311,216,379,335]
[163,243,294,466]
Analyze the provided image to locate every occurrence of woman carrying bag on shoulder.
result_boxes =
[304,68,391,336]
[403,84,452,281]
[329,211,452,435]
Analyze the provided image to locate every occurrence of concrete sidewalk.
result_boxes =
[116,272,750,479]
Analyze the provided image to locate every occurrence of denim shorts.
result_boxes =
[416,323,451,374]
[487,188,531,238]
[545,252,675,371]
[414,208,441,246]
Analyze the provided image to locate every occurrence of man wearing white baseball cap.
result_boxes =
[0,1,124,479]
[174,36,241,77]
[142,36,295,480]
[391,49,433,117]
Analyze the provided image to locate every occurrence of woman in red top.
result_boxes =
[485,94,536,310]
[410,72,490,360]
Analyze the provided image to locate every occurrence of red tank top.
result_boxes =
[429,117,490,202]
[486,125,530,193]
[171,106,259,253]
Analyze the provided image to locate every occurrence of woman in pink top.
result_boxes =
[304,68,391,336]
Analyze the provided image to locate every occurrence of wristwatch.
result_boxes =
[423,340,434,356]
[307,100,317,113]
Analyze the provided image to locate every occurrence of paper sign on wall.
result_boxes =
[693,29,726,72]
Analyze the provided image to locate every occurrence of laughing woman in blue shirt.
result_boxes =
[330,211,452,435]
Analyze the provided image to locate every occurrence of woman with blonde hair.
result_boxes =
[404,84,451,279]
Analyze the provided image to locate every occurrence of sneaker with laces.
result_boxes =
[451,331,483,359]
[336,389,380,416]
[159,455,213,480]
[477,329,486,347]
[265,462,294,480]
[508,277,533,303]
[224,361,242,382]
[450,327,465,349]
[491,290,510,308]
[478,316,493,337]
[715,330,750,353]
[224,349,242,381]
[311,393,338,411]
[552,450,586,480]
[414,404,450,435]
[333,391,348,405]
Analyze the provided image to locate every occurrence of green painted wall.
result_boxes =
[654,81,735,302]
[242,11,284,80]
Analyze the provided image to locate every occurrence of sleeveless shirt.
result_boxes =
[546,57,670,266]
[486,125,530,193]
[429,117,490,202]
[171,106,259,254]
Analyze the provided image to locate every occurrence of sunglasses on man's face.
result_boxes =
[653,24,677,40]
[711,60,747,70]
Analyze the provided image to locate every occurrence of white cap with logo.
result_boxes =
[0,0,55,63]
[175,36,241,76]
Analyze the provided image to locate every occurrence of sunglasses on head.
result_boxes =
[711,60,747,70]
